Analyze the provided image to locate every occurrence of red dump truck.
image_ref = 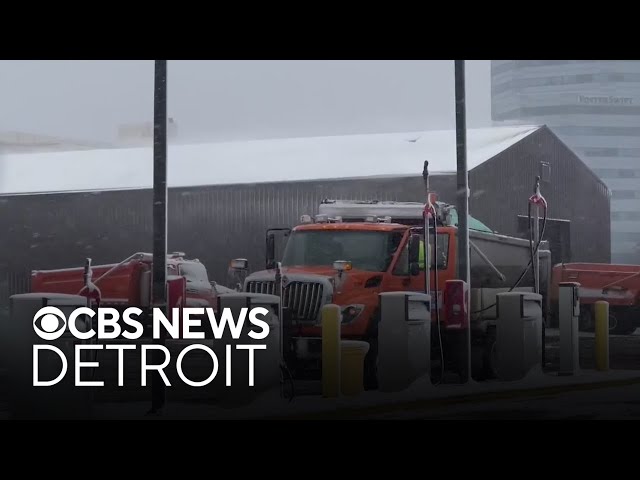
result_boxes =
[550,263,640,335]
[31,251,225,312]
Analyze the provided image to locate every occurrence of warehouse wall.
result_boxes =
[0,176,456,305]
[0,127,610,308]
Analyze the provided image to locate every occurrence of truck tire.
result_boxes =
[363,309,381,390]
[363,336,379,390]
[611,309,636,335]
[476,328,497,381]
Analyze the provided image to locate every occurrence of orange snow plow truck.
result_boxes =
[550,263,640,335]
[232,198,551,387]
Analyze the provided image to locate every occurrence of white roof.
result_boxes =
[0,125,541,196]
[0,131,113,154]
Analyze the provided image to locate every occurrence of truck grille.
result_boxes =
[246,280,325,322]
[246,281,276,295]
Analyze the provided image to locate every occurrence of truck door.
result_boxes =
[387,231,453,311]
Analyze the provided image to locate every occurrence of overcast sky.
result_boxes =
[0,60,492,144]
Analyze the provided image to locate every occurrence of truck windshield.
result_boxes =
[281,230,404,272]
[179,262,209,283]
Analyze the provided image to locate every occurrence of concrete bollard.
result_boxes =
[321,304,341,398]
[558,282,580,376]
[594,301,609,371]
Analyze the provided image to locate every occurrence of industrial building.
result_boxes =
[491,60,640,263]
[0,124,610,306]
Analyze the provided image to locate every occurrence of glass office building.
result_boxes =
[492,60,640,263]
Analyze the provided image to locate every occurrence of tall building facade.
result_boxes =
[492,60,640,264]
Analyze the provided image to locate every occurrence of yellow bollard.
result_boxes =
[594,301,609,371]
[322,304,341,398]
[340,340,370,396]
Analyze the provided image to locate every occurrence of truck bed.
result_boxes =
[551,263,640,307]
[468,229,551,322]
[31,261,147,306]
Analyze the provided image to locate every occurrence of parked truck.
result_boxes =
[550,262,640,335]
[31,252,228,336]
[232,197,551,387]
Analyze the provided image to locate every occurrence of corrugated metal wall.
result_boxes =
[0,176,456,305]
[0,126,610,308]
[468,127,611,264]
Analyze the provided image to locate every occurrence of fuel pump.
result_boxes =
[558,282,580,375]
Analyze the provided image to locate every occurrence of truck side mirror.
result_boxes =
[230,258,249,271]
[227,258,249,290]
[408,234,421,276]
[266,234,276,270]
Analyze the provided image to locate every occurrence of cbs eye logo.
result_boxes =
[33,306,67,340]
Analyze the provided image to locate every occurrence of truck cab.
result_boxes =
[245,220,454,338]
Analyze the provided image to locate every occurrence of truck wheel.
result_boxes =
[363,336,378,390]
[611,311,636,335]
[363,310,381,390]
[477,330,497,381]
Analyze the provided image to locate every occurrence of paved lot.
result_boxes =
[2,328,640,419]
[365,380,640,420]
[544,328,640,371]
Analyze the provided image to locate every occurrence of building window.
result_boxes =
[553,126,640,136]
[491,80,515,96]
[612,190,639,199]
[592,168,640,179]
[616,232,640,242]
[491,62,515,76]
[540,161,551,183]
[584,147,640,159]
[516,105,640,116]
[498,73,640,91]
[583,147,620,157]
[612,212,640,221]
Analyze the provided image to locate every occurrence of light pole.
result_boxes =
[454,60,471,383]
[150,60,168,414]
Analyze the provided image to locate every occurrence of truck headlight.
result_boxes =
[341,304,365,324]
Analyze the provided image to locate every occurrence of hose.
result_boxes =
[280,362,295,402]
[471,202,548,315]
[429,205,445,385]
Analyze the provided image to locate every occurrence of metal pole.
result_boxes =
[534,200,544,370]
[454,60,471,382]
[150,60,168,414]
[422,161,431,297]
[534,205,540,295]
